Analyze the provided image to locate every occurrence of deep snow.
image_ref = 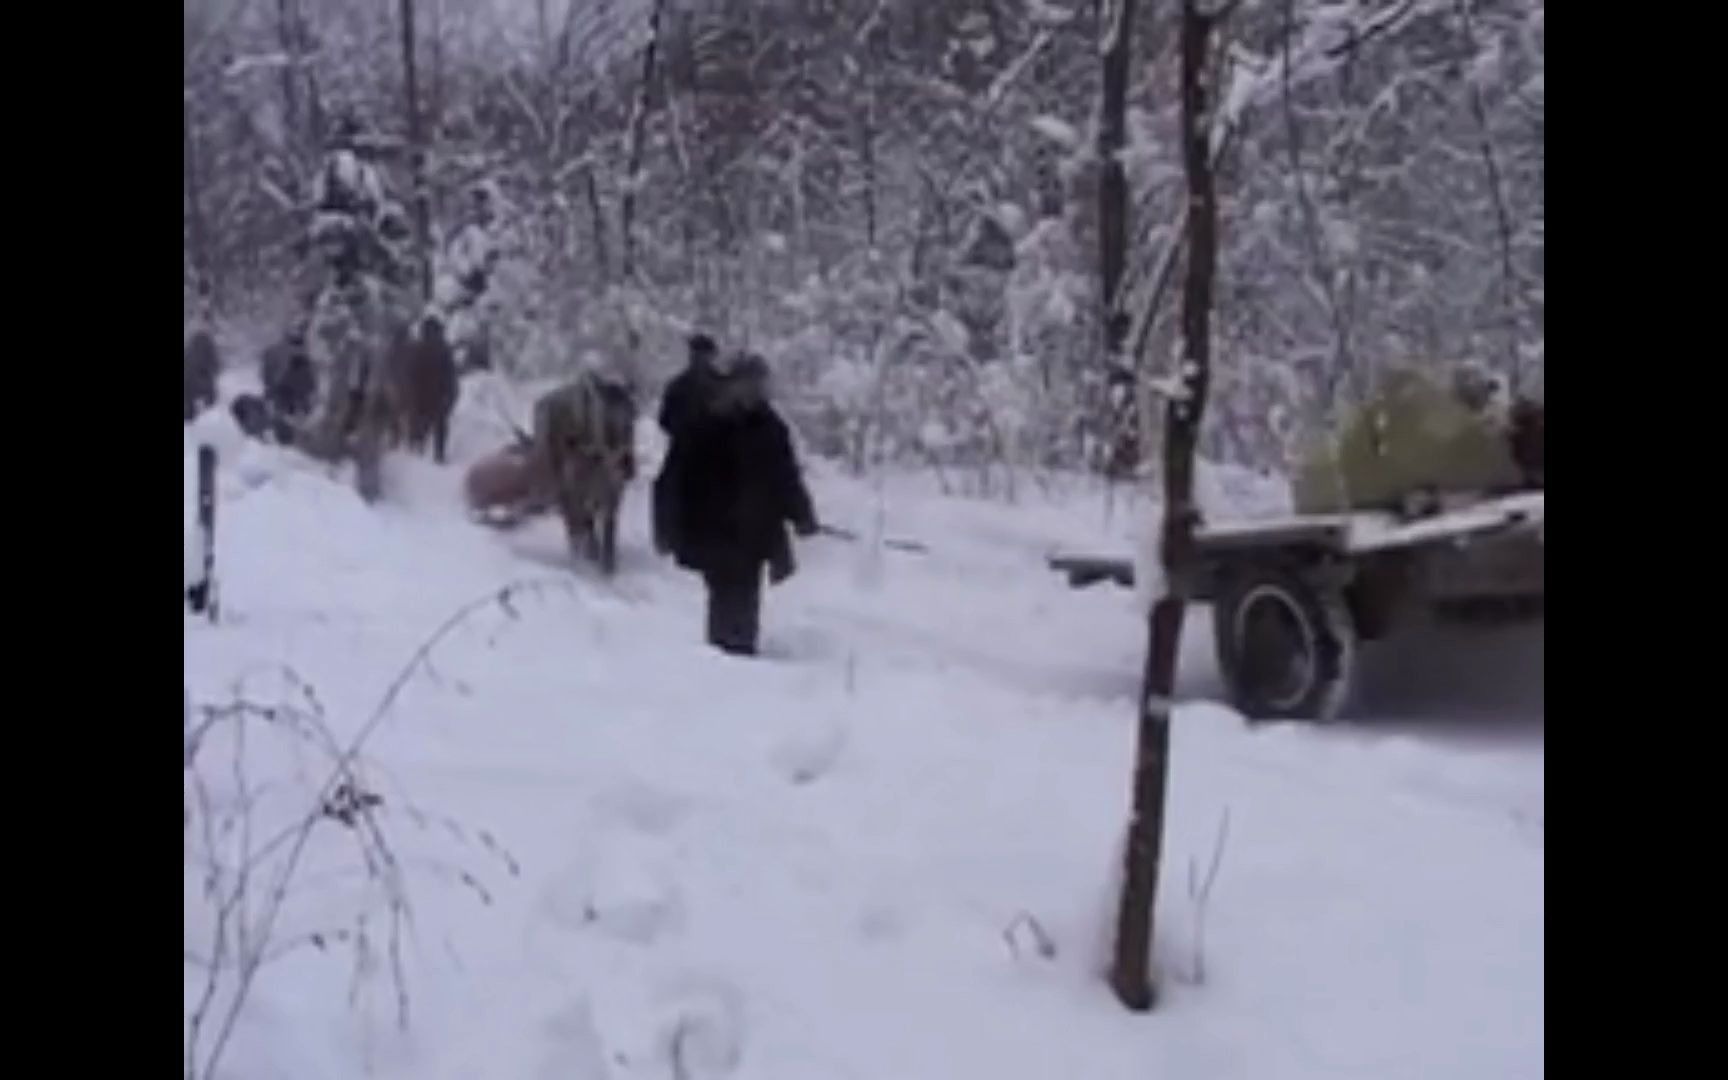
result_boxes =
[184,379,1542,1080]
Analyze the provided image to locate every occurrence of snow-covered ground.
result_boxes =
[184,385,1543,1080]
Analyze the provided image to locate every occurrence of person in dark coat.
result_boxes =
[653,333,723,553]
[261,325,318,439]
[671,356,817,656]
[658,333,722,438]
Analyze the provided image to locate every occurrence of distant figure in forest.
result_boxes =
[377,315,460,463]
[261,325,318,437]
[667,355,817,657]
[658,333,722,440]
[184,328,221,422]
[229,393,272,440]
[653,333,723,554]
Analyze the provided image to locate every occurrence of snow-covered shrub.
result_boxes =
[184,588,528,1080]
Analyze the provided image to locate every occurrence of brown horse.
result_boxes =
[532,375,638,575]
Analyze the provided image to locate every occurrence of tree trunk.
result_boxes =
[398,0,433,301]
[275,0,302,155]
[1455,0,1522,394]
[1096,0,1136,363]
[861,84,878,250]
[1109,0,1220,1014]
[1097,0,1139,477]
[183,95,215,308]
[1281,0,1356,408]
[620,0,667,284]
[586,168,612,285]
[430,0,446,159]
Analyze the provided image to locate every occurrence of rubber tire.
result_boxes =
[1213,567,1356,722]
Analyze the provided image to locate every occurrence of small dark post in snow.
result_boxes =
[1109,0,1224,1013]
[187,444,219,622]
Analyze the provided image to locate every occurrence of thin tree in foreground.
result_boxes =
[398,0,432,300]
[1109,0,1226,1013]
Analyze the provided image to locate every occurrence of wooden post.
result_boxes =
[186,444,219,622]
[1109,0,1222,1013]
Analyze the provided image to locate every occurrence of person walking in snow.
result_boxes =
[441,182,503,372]
[300,109,398,499]
[652,333,724,554]
[668,355,817,657]
[658,333,722,440]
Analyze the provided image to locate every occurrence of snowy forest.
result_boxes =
[184,2,1544,1076]
[184,0,1543,485]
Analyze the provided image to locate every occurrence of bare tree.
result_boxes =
[183,0,1542,474]
[620,0,667,285]
[1095,0,1140,477]
[1110,0,1226,1013]
[399,0,433,300]
[183,93,214,306]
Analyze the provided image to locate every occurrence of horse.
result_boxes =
[532,373,638,575]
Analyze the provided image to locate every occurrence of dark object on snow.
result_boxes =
[320,780,383,827]
[704,566,763,656]
[261,330,318,429]
[184,329,221,421]
[464,440,553,526]
[382,315,459,462]
[668,361,816,655]
[229,393,273,440]
[1508,398,1544,490]
[816,524,929,555]
[533,374,638,575]
[1048,553,1135,588]
[186,444,218,621]
[458,334,493,374]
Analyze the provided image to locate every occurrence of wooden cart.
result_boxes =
[1049,492,1545,722]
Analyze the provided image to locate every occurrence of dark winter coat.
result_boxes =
[653,363,721,553]
[391,317,459,462]
[261,337,317,423]
[229,393,272,440]
[669,404,817,581]
[657,364,721,440]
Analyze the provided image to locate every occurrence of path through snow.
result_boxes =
[184,401,1542,1080]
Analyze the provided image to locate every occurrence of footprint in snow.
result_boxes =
[541,848,686,946]
[593,781,691,836]
[649,975,747,1079]
[858,901,907,943]
[536,997,613,1080]
[769,721,848,786]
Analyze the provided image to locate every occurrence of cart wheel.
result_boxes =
[1214,568,1356,722]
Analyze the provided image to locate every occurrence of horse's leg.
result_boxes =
[580,493,602,567]
[559,486,583,560]
[559,466,588,564]
[600,497,619,576]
